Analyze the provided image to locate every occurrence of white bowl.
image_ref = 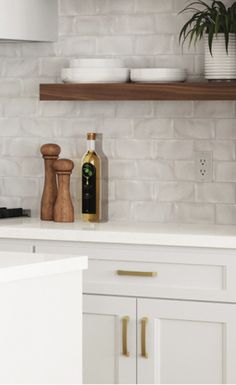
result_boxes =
[130,68,187,83]
[61,68,130,83]
[69,58,125,68]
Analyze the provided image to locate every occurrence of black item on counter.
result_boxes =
[0,208,31,219]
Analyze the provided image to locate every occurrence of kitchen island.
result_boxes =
[0,247,87,384]
[0,218,236,384]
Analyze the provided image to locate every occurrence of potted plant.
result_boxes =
[179,0,236,80]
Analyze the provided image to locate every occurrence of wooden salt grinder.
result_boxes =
[53,159,74,223]
[40,143,61,221]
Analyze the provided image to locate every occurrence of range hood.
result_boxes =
[0,0,58,42]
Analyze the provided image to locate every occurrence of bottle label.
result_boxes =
[82,163,96,214]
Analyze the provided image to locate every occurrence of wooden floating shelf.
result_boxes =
[40,81,236,101]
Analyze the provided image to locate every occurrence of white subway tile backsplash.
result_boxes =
[155,101,193,118]
[174,203,215,224]
[215,119,236,138]
[133,201,173,222]
[174,119,215,139]
[0,0,234,224]
[194,101,235,118]
[97,36,133,55]
[115,180,154,201]
[135,159,174,181]
[154,140,194,160]
[135,35,174,55]
[134,119,174,138]
[215,162,236,182]
[194,140,235,161]
[116,139,153,159]
[156,182,194,202]
[216,205,236,225]
[195,183,235,203]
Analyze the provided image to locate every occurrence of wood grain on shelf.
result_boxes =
[40,82,236,101]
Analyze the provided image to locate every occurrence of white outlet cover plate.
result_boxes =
[195,151,213,182]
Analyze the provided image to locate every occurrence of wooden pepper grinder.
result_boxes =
[53,159,74,223]
[40,143,61,221]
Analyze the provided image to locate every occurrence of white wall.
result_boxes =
[0,0,235,224]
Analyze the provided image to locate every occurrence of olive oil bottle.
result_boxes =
[81,133,100,222]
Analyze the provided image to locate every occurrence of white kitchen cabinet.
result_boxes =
[83,294,136,384]
[0,0,58,41]
[138,298,236,384]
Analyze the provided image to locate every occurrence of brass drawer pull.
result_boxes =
[117,270,157,277]
[122,316,130,357]
[141,317,148,359]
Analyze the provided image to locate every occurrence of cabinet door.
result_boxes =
[83,294,136,384]
[138,298,236,384]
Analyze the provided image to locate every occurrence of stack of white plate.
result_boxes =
[61,58,130,83]
[130,68,187,83]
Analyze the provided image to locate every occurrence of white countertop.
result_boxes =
[0,218,236,249]
[0,250,87,282]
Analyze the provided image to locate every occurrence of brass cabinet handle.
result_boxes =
[141,317,148,359]
[117,270,157,277]
[122,316,130,357]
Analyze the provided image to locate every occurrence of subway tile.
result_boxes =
[39,58,69,77]
[155,182,194,202]
[0,159,21,177]
[134,119,174,138]
[116,139,153,159]
[5,99,38,118]
[115,180,154,200]
[215,162,236,182]
[75,16,116,35]
[154,140,194,160]
[96,36,133,55]
[77,102,116,118]
[174,203,215,224]
[195,183,235,203]
[175,161,195,181]
[194,101,235,118]
[109,159,137,179]
[2,138,41,157]
[108,201,132,221]
[135,159,175,181]
[55,36,96,56]
[215,119,236,138]
[115,101,154,118]
[174,119,215,139]
[135,35,174,55]
[194,140,235,161]
[2,58,39,78]
[21,118,60,137]
[135,0,173,13]
[95,0,135,14]
[22,158,44,177]
[216,205,236,225]
[59,0,97,15]
[0,118,21,136]
[155,101,193,118]
[1,177,39,197]
[114,15,156,35]
[0,79,21,97]
[132,201,173,222]
[39,101,77,117]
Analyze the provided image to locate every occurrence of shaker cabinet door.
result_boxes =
[137,298,236,384]
[83,294,136,384]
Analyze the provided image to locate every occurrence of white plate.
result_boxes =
[61,68,130,83]
[131,68,187,82]
[69,58,125,68]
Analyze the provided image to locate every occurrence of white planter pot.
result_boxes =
[204,33,236,80]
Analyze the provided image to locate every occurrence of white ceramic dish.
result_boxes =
[69,58,125,68]
[61,68,130,83]
[130,68,187,83]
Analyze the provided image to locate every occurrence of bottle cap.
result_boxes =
[87,132,96,140]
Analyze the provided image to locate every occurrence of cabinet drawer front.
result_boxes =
[84,259,234,302]
[34,242,236,302]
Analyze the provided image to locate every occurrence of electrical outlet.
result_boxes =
[195,151,213,182]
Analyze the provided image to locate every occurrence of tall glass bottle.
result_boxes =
[81,133,100,222]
